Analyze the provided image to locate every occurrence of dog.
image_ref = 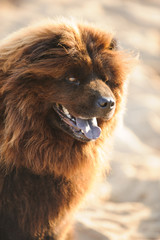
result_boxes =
[0,19,133,240]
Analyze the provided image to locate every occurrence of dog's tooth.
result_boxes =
[61,105,69,114]
[61,105,72,119]
[67,114,71,119]
[91,117,98,126]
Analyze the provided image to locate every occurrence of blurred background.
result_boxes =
[0,0,159,239]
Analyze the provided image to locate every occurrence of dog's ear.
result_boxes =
[23,35,68,63]
[1,33,70,75]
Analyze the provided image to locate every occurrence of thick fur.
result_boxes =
[0,19,133,240]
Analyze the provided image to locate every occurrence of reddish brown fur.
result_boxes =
[0,19,133,240]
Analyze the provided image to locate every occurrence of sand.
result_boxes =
[0,0,160,239]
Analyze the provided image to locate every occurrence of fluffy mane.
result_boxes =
[0,19,134,239]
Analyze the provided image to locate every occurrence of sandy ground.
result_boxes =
[0,0,160,239]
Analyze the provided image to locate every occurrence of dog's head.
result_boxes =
[0,20,133,143]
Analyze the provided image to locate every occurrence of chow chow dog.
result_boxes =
[0,19,133,240]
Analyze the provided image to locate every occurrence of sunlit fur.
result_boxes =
[0,19,134,240]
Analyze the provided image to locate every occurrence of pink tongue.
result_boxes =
[76,117,101,140]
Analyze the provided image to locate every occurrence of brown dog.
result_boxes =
[0,19,133,240]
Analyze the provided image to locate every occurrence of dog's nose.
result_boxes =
[97,97,115,110]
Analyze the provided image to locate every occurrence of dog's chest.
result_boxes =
[0,168,77,236]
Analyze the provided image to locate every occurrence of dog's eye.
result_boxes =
[104,78,109,84]
[67,77,80,85]
[68,77,76,82]
[102,76,109,84]
[108,39,117,50]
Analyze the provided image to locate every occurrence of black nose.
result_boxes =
[97,97,115,110]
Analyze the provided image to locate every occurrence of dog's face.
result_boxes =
[2,21,131,143]
[49,35,117,142]
[51,65,116,142]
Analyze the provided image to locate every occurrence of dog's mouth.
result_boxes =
[53,104,101,142]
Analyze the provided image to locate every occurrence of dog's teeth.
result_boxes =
[67,114,72,119]
[61,105,69,114]
[54,104,76,121]
[61,105,72,118]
